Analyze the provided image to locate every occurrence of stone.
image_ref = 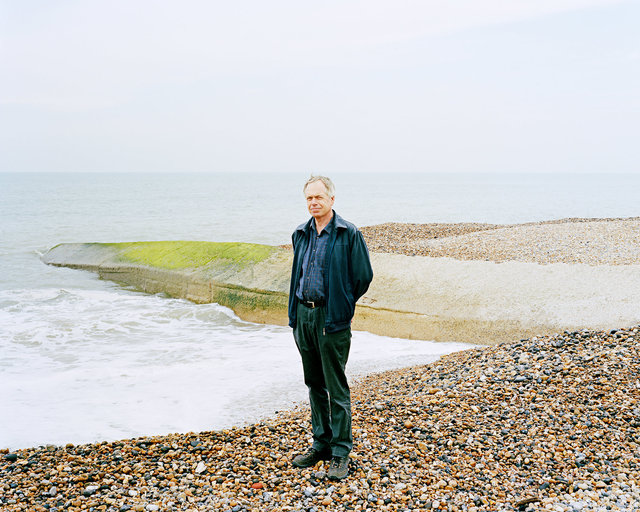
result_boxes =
[83,485,99,497]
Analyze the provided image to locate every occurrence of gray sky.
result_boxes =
[1,0,638,173]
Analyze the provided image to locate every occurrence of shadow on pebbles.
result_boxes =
[2,326,640,511]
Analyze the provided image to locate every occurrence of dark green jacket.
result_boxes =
[288,211,373,333]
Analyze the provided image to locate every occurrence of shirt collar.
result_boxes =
[311,215,334,236]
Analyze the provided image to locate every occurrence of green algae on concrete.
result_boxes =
[104,241,278,270]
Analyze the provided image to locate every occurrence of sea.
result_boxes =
[1,171,639,450]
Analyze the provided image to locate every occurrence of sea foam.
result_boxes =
[0,287,470,449]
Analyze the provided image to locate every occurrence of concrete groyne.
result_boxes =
[42,240,640,345]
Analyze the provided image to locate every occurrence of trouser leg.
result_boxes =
[294,304,331,451]
[293,303,352,457]
[319,324,352,457]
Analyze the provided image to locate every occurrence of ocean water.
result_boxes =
[1,171,639,450]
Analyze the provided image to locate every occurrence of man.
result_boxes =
[288,175,373,480]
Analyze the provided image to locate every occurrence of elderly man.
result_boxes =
[288,175,373,480]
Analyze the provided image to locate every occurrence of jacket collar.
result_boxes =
[296,210,347,234]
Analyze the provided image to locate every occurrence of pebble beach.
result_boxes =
[360,217,640,265]
[2,218,640,512]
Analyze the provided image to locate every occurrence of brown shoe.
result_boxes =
[292,447,332,468]
[327,456,349,480]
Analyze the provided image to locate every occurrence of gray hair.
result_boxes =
[303,175,335,197]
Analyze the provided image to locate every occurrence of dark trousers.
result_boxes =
[293,303,352,457]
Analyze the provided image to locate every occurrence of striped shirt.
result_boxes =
[296,218,333,303]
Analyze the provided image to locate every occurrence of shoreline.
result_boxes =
[2,326,639,511]
[41,217,640,345]
[8,216,640,510]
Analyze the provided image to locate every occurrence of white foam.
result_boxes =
[0,288,470,449]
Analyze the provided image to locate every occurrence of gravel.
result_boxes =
[2,326,639,511]
[360,217,640,265]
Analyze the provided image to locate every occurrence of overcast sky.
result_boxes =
[1,0,638,173]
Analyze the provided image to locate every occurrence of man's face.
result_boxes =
[304,181,335,220]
